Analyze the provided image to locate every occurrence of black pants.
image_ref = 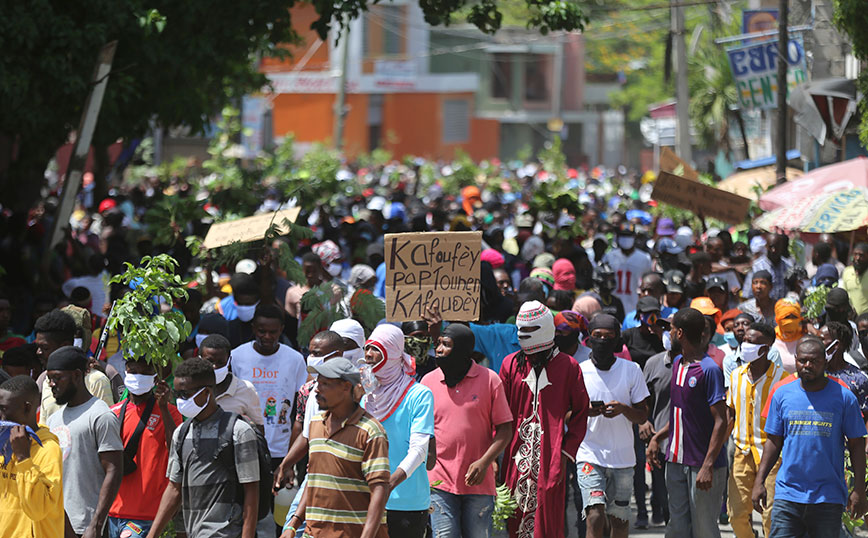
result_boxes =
[387,509,429,538]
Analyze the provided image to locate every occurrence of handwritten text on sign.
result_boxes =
[384,232,481,322]
[726,37,807,110]
[651,172,752,224]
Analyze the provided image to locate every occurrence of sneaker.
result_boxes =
[635,516,649,529]
[651,516,666,527]
[719,513,730,525]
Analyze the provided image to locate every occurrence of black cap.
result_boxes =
[663,270,685,294]
[826,287,851,309]
[706,275,729,292]
[636,295,661,313]
[45,346,88,372]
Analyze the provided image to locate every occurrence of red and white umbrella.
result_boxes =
[759,157,868,211]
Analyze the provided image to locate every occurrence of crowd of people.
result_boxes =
[2,167,868,538]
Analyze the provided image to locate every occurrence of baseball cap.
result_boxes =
[655,237,684,255]
[235,259,257,275]
[663,270,685,294]
[636,296,661,313]
[308,357,361,386]
[826,288,851,309]
[706,275,729,292]
[656,217,676,237]
[690,297,722,318]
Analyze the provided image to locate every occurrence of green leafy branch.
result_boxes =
[107,254,191,366]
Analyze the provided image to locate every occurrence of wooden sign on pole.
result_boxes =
[659,147,700,181]
[651,172,752,224]
[384,231,482,322]
[202,208,300,249]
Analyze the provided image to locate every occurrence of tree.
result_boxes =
[0,0,590,212]
[834,0,868,146]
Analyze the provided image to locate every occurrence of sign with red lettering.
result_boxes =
[384,231,482,322]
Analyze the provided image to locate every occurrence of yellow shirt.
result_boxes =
[0,425,64,538]
[727,361,788,464]
[841,266,868,315]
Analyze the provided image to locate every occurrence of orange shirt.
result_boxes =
[109,398,182,520]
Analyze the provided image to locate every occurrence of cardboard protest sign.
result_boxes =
[202,207,301,249]
[659,147,699,181]
[384,231,482,322]
[726,37,807,110]
[651,172,752,224]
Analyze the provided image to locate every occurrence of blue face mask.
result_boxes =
[723,331,738,349]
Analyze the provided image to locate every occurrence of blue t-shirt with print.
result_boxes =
[381,382,435,511]
[765,378,868,505]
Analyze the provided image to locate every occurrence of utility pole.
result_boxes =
[672,0,693,164]
[49,41,117,250]
[775,0,789,184]
[333,18,351,151]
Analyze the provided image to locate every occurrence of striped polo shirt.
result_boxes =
[726,361,788,464]
[305,405,390,538]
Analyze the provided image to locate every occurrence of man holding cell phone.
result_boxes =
[576,314,650,538]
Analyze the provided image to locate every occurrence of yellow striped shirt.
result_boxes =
[727,361,788,464]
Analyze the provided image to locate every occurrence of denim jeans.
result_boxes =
[430,489,494,538]
[107,517,152,538]
[634,425,649,520]
[665,462,727,538]
[281,476,307,538]
[387,509,430,538]
[769,499,844,538]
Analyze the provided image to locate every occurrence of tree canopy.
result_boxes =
[0,0,589,211]
[833,0,868,145]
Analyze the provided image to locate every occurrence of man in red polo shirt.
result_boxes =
[108,359,181,538]
[422,323,513,537]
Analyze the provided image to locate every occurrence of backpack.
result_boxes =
[175,410,273,520]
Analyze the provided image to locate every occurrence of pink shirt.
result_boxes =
[422,362,513,496]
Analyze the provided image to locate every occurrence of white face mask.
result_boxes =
[195,334,207,348]
[662,331,672,351]
[825,339,839,362]
[124,373,156,396]
[214,360,230,385]
[73,338,84,349]
[617,236,635,250]
[177,388,209,419]
[327,262,343,278]
[236,301,259,322]
[741,342,765,363]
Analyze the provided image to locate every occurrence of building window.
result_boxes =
[363,5,405,57]
[491,53,512,100]
[442,99,470,144]
[524,54,550,103]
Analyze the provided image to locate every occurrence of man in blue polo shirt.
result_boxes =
[753,335,868,538]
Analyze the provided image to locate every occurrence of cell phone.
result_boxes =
[591,401,604,408]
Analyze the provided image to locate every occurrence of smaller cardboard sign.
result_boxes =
[659,147,699,181]
[202,208,301,249]
[384,231,482,322]
[651,172,752,224]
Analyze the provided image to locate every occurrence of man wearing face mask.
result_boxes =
[148,358,261,538]
[722,313,783,390]
[820,322,868,429]
[554,310,591,363]
[199,335,264,430]
[423,324,514,538]
[621,296,665,370]
[402,320,437,381]
[822,288,865,357]
[577,314,650,538]
[499,301,589,538]
[108,359,181,538]
[771,299,806,373]
[603,226,653,315]
[224,273,265,349]
[725,322,787,538]
[580,263,626,324]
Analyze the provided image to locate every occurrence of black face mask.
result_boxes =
[589,337,618,369]
[555,333,579,353]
